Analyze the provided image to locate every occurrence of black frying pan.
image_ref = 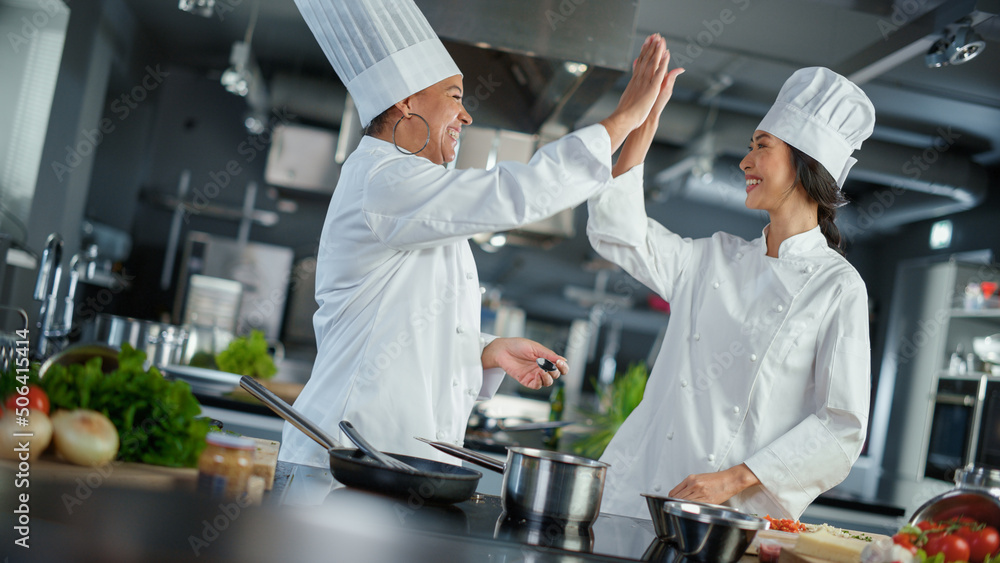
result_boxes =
[239,377,481,505]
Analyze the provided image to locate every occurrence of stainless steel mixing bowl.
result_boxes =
[642,493,729,545]
[661,500,770,563]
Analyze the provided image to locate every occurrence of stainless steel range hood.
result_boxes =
[417,0,639,134]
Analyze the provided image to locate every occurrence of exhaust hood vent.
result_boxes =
[417,0,639,134]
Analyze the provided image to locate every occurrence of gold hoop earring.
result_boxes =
[392,113,430,155]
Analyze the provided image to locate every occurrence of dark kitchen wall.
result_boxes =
[856,168,1000,388]
[85,63,334,322]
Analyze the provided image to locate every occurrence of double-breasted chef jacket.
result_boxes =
[280,124,618,468]
[588,165,871,520]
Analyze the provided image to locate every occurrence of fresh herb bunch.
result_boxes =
[215,330,277,379]
[570,362,649,459]
[41,344,210,467]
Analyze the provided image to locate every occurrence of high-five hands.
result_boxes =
[601,34,670,151]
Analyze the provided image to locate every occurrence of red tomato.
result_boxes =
[4,385,50,415]
[892,533,918,554]
[924,533,971,563]
[956,525,1000,563]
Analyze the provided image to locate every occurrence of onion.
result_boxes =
[0,409,53,460]
[51,409,119,466]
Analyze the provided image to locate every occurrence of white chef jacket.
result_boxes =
[279,124,617,468]
[588,165,871,520]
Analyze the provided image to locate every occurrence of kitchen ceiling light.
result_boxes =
[221,41,252,97]
[947,24,986,65]
[221,1,261,97]
[924,38,950,68]
[178,0,214,18]
[925,20,987,68]
[929,219,952,249]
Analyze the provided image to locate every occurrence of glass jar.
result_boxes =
[197,433,255,501]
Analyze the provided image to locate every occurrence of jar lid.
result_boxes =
[206,433,255,450]
[955,464,1000,491]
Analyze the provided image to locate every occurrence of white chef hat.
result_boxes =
[294,0,463,127]
[756,67,875,188]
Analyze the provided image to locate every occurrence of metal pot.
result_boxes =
[81,313,187,367]
[420,439,608,525]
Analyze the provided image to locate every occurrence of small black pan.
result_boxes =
[239,377,481,505]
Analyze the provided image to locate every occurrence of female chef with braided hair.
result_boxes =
[588,66,876,519]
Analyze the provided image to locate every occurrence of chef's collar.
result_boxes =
[758,224,827,259]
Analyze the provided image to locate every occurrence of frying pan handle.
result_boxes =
[239,376,345,450]
[415,437,506,473]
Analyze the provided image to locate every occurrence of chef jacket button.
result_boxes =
[653,484,662,492]
[667,432,674,440]
[680,379,689,388]
[776,305,784,312]
[452,379,459,387]
[749,353,757,362]
[466,272,474,280]
[806,266,814,273]
[456,325,465,334]
[736,252,743,259]
[693,333,700,341]
[436,430,446,439]
[480,287,486,294]
[467,388,477,397]
[713,281,720,289]
[733,406,740,414]
[708,454,715,463]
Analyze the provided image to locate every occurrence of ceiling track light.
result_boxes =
[177,0,215,18]
[925,18,986,68]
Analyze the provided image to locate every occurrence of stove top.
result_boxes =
[322,487,684,562]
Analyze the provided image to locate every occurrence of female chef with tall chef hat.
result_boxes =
[587,66,876,519]
[280,0,673,468]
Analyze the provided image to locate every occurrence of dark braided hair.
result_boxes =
[789,146,848,256]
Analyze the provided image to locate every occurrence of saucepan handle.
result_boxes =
[240,376,345,450]
[415,437,506,473]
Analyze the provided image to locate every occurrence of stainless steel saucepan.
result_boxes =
[417,438,609,525]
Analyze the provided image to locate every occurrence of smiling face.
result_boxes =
[394,75,472,165]
[739,131,800,212]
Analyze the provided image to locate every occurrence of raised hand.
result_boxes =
[612,49,685,177]
[600,34,670,151]
[649,51,685,120]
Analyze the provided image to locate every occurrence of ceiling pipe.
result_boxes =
[642,100,989,238]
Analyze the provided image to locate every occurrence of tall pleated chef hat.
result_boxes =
[756,67,875,188]
[293,0,462,127]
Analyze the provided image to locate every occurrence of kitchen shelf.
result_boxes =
[949,308,1000,318]
[937,370,997,381]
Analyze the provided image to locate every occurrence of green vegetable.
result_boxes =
[188,351,217,369]
[215,330,276,379]
[916,549,945,563]
[569,362,649,459]
[40,344,210,467]
[1,361,40,399]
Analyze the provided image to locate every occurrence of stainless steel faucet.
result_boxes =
[32,233,65,358]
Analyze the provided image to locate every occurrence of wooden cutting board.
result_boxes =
[745,528,888,562]
[1,437,280,492]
